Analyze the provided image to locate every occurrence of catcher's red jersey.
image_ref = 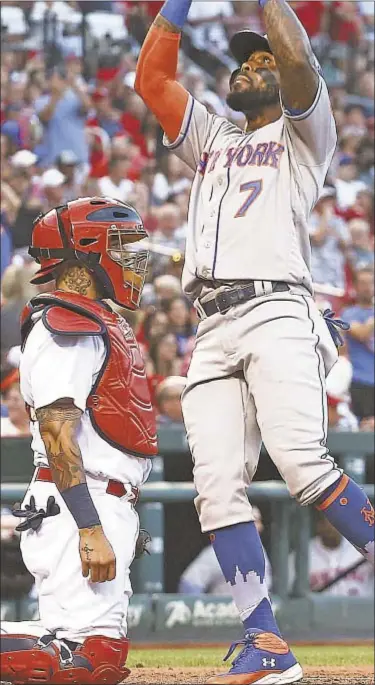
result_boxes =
[21,291,158,458]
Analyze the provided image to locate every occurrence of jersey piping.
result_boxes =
[166,97,195,151]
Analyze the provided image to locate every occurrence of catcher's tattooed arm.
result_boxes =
[36,398,116,582]
[262,0,319,114]
[36,398,85,491]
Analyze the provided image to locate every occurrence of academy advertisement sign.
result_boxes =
[164,598,240,629]
[153,595,242,641]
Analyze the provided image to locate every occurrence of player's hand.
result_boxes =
[79,526,116,583]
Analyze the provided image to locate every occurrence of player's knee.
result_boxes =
[268,443,340,507]
[195,488,252,533]
[293,471,342,507]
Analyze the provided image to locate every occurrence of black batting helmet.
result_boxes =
[229,29,322,77]
[230,30,272,66]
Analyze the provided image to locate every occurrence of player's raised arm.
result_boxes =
[260,0,319,114]
[36,397,116,584]
[259,0,337,170]
[135,1,191,143]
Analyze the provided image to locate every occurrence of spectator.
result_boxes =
[357,70,374,99]
[0,370,30,438]
[289,1,326,43]
[334,157,367,210]
[140,309,170,351]
[146,332,182,379]
[226,1,263,40]
[309,186,349,289]
[55,149,82,203]
[87,87,123,139]
[10,150,38,180]
[1,262,38,356]
[187,1,233,70]
[35,65,91,167]
[356,136,374,186]
[359,416,375,433]
[40,168,66,212]
[353,190,374,230]
[163,295,195,356]
[326,355,359,432]
[347,218,374,272]
[179,506,272,595]
[97,157,134,202]
[155,375,186,424]
[1,104,23,148]
[327,394,358,432]
[127,181,157,233]
[329,1,363,48]
[153,274,182,304]
[344,104,368,130]
[289,514,373,597]
[342,267,374,420]
[151,203,186,271]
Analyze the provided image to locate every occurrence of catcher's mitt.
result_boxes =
[134,528,152,559]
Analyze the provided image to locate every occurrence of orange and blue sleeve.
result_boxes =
[135,25,189,144]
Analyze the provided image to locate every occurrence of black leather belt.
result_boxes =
[198,282,290,317]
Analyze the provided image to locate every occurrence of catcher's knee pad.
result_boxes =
[0,633,130,684]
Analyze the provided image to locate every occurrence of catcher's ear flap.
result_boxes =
[229,68,241,87]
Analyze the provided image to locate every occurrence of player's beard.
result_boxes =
[226,70,280,116]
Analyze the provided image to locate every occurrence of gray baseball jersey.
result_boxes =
[163,76,337,302]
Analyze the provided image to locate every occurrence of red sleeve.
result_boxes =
[135,24,189,142]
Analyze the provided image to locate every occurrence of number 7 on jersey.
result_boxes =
[234,180,263,218]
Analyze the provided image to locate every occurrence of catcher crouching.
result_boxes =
[0,197,157,684]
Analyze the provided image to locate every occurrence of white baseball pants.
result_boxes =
[1,474,139,643]
[182,288,342,533]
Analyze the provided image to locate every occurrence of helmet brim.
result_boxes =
[30,264,59,285]
[230,30,272,66]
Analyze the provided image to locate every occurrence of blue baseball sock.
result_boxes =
[210,522,281,636]
[316,475,374,564]
[160,0,192,30]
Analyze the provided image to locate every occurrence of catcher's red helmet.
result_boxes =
[29,197,149,310]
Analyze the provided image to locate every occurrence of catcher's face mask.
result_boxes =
[107,225,149,310]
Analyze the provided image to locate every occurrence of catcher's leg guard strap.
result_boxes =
[1,634,130,684]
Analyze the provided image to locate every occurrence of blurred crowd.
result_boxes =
[1,0,374,438]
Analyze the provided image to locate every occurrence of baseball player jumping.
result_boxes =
[136,1,375,683]
[0,197,157,684]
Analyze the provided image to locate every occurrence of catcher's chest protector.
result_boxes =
[21,291,158,458]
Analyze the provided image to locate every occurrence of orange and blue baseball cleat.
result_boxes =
[206,629,303,684]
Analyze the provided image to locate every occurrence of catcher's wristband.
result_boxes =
[61,483,101,529]
[160,0,192,30]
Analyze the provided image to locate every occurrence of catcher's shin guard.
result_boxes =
[0,634,130,684]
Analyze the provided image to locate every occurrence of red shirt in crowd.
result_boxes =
[329,1,362,44]
[289,1,325,38]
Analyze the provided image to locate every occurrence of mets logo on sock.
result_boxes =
[361,500,375,527]
[262,658,276,668]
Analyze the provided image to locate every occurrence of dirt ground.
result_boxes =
[125,665,374,684]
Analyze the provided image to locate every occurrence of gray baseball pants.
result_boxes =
[182,286,342,533]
